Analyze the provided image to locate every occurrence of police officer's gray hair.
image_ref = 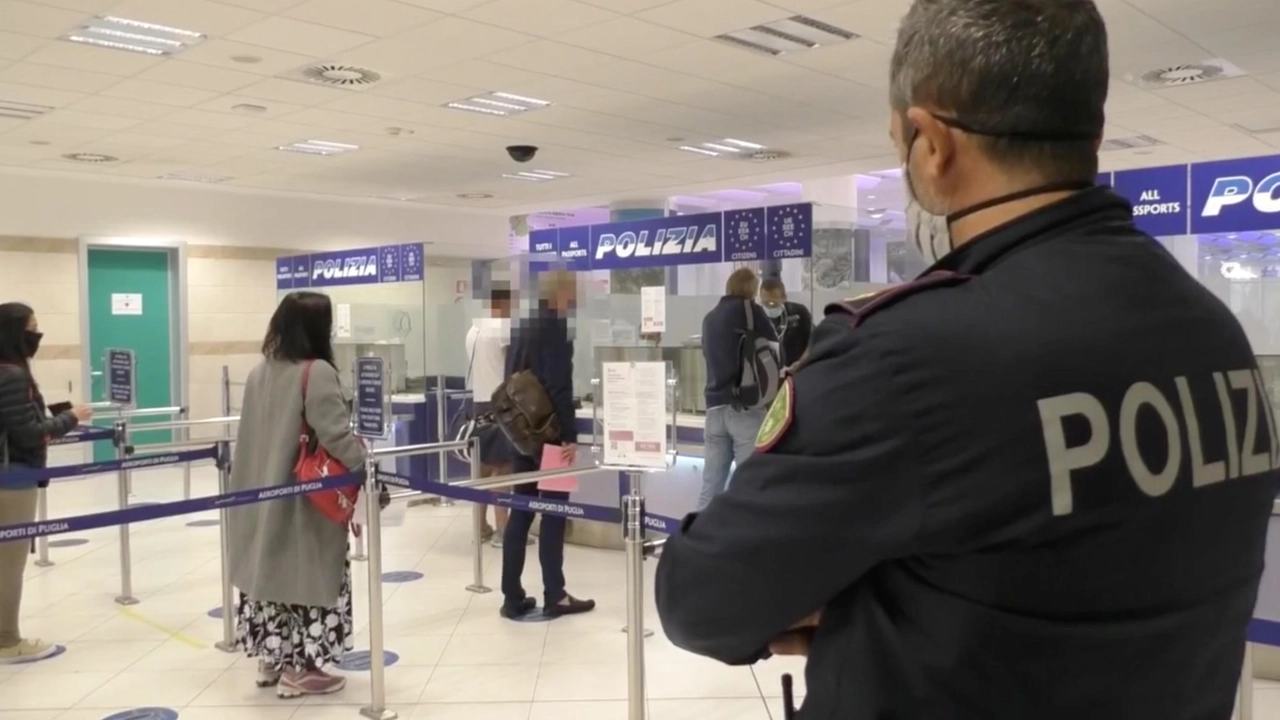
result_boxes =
[889,0,1109,182]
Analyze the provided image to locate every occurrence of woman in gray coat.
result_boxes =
[227,291,366,699]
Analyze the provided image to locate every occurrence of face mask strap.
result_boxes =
[947,180,1095,224]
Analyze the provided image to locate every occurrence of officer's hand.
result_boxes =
[768,610,823,656]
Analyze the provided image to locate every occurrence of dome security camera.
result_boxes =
[506,145,538,163]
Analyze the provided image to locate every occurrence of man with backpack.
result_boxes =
[697,267,780,509]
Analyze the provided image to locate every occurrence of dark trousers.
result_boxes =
[501,478,568,608]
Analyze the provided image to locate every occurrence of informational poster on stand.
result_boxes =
[354,356,387,439]
[601,361,668,469]
[640,286,666,334]
[106,348,136,407]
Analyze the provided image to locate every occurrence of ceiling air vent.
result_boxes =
[1099,135,1164,152]
[1129,58,1245,90]
[62,152,118,163]
[301,64,382,87]
[716,15,858,56]
[737,149,790,162]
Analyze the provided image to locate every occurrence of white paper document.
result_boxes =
[601,361,669,469]
[640,286,666,334]
[110,293,142,316]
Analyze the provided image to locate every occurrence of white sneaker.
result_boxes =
[0,638,56,665]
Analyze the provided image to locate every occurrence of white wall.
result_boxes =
[0,168,509,258]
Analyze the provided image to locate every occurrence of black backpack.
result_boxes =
[733,300,781,410]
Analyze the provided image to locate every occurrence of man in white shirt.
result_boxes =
[465,285,529,548]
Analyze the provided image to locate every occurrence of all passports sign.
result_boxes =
[276,243,424,290]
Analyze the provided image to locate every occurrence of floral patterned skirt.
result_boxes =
[236,563,354,673]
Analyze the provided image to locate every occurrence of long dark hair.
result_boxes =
[0,302,34,372]
[261,292,335,366]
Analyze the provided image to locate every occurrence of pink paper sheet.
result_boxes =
[538,444,579,493]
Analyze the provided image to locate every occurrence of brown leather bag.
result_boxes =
[489,368,560,458]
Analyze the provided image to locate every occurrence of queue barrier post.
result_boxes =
[180,407,192,501]
[465,435,490,595]
[33,486,52,567]
[361,454,396,720]
[622,469,647,720]
[429,374,454,508]
[113,419,138,606]
[214,438,237,653]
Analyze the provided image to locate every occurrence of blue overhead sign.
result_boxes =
[591,211,723,270]
[276,243,425,290]
[1112,165,1188,237]
[528,203,814,270]
[1191,154,1280,235]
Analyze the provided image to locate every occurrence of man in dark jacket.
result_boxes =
[655,1,1279,718]
[697,268,777,509]
[499,270,595,620]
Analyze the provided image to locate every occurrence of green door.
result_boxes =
[87,249,174,461]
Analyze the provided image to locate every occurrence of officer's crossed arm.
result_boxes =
[654,318,925,666]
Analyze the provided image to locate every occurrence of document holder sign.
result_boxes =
[601,361,669,469]
[106,348,135,407]
[354,356,388,439]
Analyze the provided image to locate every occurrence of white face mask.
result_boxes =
[905,190,953,266]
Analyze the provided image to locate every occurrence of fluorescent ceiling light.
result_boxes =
[160,172,232,184]
[722,138,764,149]
[62,15,205,56]
[716,14,857,56]
[702,142,741,153]
[0,100,53,120]
[680,146,720,157]
[1098,135,1163,152]
[502,173,545,181]
[66,35,164,55]
[278,140,359,156]
[445,92,552,117]
[532,170,568,177]
[492,92,551,106]
[446,102,507,116]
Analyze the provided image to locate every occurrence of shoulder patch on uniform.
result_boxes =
[824,271,972,328]
[755,376,795,452]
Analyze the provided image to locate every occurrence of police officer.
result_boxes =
[655,1,1279,718]
[759,278,813,369]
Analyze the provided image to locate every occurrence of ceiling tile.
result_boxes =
[194,94,306,119]
[553,16,697,57]
[392,0,488,12]
[419,59,549,91]
[128,119,222,139]
[102,78,221,107]
[461,0,617,37]
[0,30,46,60]
[207,0,306,12]
[780,38,893,87]
[226,17,376,57]
[236,77,351,105]
[135,60,261,93]
[42,110,141,130]
[160,108,257,130]
[755,0,850,11]
[176,39,314,77]
[22,41,166,76]
[0,79,83,107]
[634,0,791,38]
[23,0,120,10]
[65,95,177,120]
[574,0,677,12]
[806,0,911,45]
[0,0,82,38]
[284,0,440,38]
[275,107,383,130]
[105,0,268,35]
[369,77,485,106]
[482,40,624,78]
[330,17,534,75]
[0,61,119,93]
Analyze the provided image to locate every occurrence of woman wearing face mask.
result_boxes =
[0,302,92,664]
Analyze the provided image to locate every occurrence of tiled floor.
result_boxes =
[0,463,800,720]
[5,461,1277,720]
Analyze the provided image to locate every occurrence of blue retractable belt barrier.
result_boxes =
[381,471,622,524]
[49,427,117,446]
[0,472,361,540]
[0,447,218,489]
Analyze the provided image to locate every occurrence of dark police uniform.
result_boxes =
[772,301,814,367]
[655,187,1279,720]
